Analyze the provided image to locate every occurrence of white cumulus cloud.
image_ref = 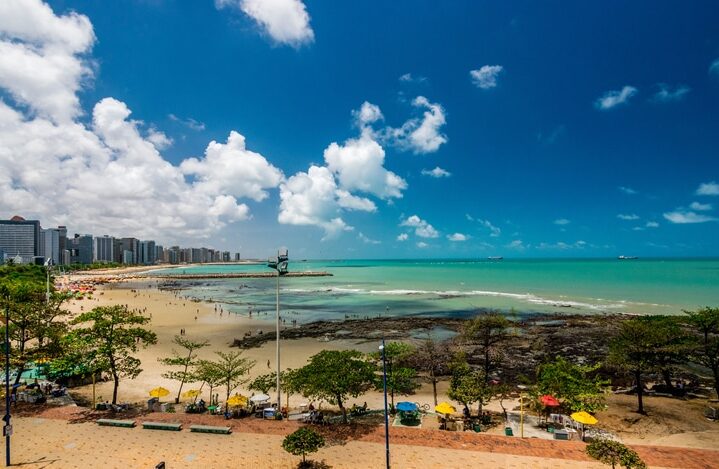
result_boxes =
[447,233,468,242]
[180,130,283,202]
[689,201,712,211]
[324,131,406,200]
[470,65,503,89]
[421,167,451,178]
[0,1,289,244]
[385,96,447,154]
[594,86,638,110]
[696,181,719,196]
[215,0,314,47]
[416,241,428,248]
[618,186,637,195]
[400,215,439,238]
[651,83,690,103]
[554,218,571,225]
[0,0,95,123]
[277,165,353,239]
[617,214,640,220]
[663,210,717,224]
[396,233,408,241]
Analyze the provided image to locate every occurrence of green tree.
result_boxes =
[0,265,70,389]
[684,307,719,399]
[371,342,419,409]
[406,336,453,406]
[159,335,209,403]
[195,359,224,405]
[536,357,609,413]
[448,355,492,416]
[282,427,325,467]
[586,439,647,469]
[292,350,376,423]
[249,369,299,409]
[198,351,255,413]
[70,305,157,404]
[463,311,511,382]
[609,317,690,414]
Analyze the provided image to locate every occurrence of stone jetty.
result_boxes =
[153,271,332,279]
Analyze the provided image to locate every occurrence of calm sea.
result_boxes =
[149,258,719,322]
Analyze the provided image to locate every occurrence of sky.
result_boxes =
[1,0,718,259]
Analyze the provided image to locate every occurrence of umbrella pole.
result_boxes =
[520,394,524,438]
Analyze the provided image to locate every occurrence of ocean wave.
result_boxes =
[280,286,634,311]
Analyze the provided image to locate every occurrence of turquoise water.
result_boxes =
[149,258,719,322]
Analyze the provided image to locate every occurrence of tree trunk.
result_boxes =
[338,394,347,423]
[635,369,644,414]
[661,369,673,389]
[431,374,438,407]
[712,365,719,400]
[112,371,119,405]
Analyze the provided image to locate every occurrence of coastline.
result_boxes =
[58,274,719,451]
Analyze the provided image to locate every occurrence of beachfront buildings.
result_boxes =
[93,235,114,263]
[0,216,41,264]
[1,215,240,266]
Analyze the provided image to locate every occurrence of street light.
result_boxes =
[267,249,288,413]
[379,338,390,469]
[2,288,11,467]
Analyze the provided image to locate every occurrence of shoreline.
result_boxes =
[56,275,719,451]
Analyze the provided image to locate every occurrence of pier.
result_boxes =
[153,271,332,279]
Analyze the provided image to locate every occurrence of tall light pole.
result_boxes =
[3,289,11,467]
[267,250,288,413]
[380,338,390,469]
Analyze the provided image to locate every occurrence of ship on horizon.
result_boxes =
[618,255,639,260]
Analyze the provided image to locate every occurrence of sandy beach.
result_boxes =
[0,269,704,469]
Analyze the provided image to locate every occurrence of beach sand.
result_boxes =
[59,276,719,454]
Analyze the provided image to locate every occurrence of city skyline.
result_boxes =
[1,1,718,258]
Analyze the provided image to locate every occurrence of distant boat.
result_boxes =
[618,256,638,260]
[487,256,503,260]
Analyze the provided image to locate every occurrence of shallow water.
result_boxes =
[149,258,719,322]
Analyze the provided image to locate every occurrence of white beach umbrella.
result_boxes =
[250,393,270,403]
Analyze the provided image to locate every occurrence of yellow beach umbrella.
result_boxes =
[227,394,248,407]
[435,402,456,415]
[571,411,598,425]
[181,389,201,399]
[149,387,171,399]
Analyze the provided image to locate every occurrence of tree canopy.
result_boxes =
[463,311,511,381]
[684,307,719,399]
[160,335,209,403]
[282,427,325,465]
[70,305,157,404]
[586,439,647,469]
[536,356,608,413]
[292,350,376,423]
[198,351,255,413]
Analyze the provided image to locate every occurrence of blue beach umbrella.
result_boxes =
[396,402,418,412]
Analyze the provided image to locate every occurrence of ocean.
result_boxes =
[148,258,719,322]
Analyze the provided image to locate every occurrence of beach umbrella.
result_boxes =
[539,395,560,407]
[396,401,418,412]
[571,411,598,425]
[148,387,170,399]
[227,394,248,407]
[250,393,270,403]
[181,389,201,399]
[434,402,456,415]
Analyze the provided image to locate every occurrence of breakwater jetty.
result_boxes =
[153,271,332,279]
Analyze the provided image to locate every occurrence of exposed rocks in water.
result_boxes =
[233,313,629,380]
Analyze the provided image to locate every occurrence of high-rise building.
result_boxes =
[41,228,61,265]
[139,240,156,265]
[68,234,93,264]
[234,253,241,261]
[120,238,139,264]
[57,226,67,264]
[0,216,41,264]
[93,235,115,263]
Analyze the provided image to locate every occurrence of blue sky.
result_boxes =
[1,0,718,258]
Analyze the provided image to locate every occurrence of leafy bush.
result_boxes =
[282,427,325,465]
[586,439,646,469]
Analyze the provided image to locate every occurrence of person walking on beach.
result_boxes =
[267,359,270,369]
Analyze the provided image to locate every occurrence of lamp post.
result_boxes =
[3,290,11,467]
[379,338,390,469]
[267,250,288,412]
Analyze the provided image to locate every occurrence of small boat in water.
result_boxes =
[487,256,503,260]
[617,255,638,260]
